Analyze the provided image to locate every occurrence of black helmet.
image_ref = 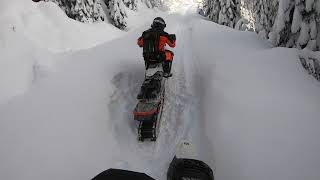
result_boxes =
[151,17,166,29]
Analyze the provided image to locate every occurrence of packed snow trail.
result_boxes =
[1,7,320,180]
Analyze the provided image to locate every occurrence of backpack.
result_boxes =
[142,30,165,63]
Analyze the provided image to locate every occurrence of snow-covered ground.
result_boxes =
[1,1,320,180]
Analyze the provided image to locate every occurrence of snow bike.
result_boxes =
[133,62,166,141]
[92,140,214,180]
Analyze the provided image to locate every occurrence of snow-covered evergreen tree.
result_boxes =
[253,0,279,39]
[270,0,319,50]
[44,0,106,23]
[203,0,318,50]
[40,0,163,29]
[104,0,163,30]
[236,0,255,31]
[108,0,128,29]
[219,0,240,27]
[205,0,220,23]
[202,0,320,80]
[222,0,279,35]
[123,0,138,10]
[143,0,163,8]
[204,0,240,28]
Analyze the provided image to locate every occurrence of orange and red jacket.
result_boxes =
[137,30,176,61]
[164,50,174,61]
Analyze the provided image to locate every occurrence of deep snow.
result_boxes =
[1,1,320,180]
[192,20,320,180]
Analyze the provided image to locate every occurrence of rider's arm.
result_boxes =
[166,39,175,48]
[166,34,176,48]
[137,37,144,47]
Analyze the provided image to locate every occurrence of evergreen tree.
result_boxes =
[206,0,221,23]
[202,0,318,50]
[204,0,240,28]
[143,0,162,8]
[270,0,319,50]
[109,0,128,29]
[44,0,106,23]
[123,0,138,10]
[253,0,278,39]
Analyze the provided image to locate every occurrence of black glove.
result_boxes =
[169,34,176,41]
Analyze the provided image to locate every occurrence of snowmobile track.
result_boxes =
[137,79,166,142]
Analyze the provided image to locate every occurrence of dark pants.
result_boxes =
[163,61,172,74]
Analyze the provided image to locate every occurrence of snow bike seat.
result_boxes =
[146,63,164,78]
[133,101,159,122]
[137,78,162,100]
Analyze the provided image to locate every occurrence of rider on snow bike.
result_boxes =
[137,17,176,78]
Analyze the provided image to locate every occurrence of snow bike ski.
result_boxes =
[133,63,166,142]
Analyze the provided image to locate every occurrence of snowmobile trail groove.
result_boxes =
[105,14,217,180]
[106,20,198,180]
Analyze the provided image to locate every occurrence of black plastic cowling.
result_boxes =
[167,157,214,180]
[92,169,155,180]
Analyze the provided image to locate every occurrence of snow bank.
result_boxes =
[192,18,320,180]
[0,0,125,103]
[0,29,36,103]
[0,22,147,180]
[0,11,184,180]
[0,1,124,53]
[0,4,56,104]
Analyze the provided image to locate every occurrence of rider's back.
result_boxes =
[140,28,175,62]
[137,17,176,77]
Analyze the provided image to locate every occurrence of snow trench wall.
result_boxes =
[202,0,320,81]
